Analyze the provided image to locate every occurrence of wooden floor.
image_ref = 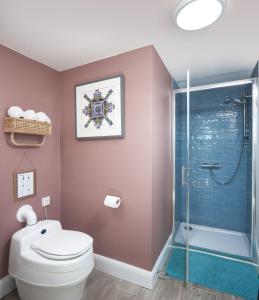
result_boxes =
[3,270,243,300]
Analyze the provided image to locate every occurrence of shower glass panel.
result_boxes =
[188,83,253,259]
[166,76,258,299]
[167,74,190,282]
[173,80,254,262]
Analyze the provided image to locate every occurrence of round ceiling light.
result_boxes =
[175,0,226,31]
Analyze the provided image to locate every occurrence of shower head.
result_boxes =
[224,96,245,105]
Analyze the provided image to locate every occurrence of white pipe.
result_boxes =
[16,205,37,226]
[24,210,37,226]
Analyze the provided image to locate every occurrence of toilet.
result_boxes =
[9,219,94,300]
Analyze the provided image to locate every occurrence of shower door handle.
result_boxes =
[182,166,187,186]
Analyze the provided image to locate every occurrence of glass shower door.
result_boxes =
[185,70,191,283]
[168,71,191,284]
[169,72,258,298]
[188,82,254,260]
[186,78,258,299]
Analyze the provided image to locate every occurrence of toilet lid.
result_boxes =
[32,230,93,260]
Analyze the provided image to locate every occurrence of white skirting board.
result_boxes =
[0,275,16,299]
[94,234,172,290]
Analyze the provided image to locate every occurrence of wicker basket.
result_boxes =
[4,117,51,136]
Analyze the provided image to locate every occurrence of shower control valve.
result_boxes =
[200,162,221,169]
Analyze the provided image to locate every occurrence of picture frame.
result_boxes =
[14,169,36,200]
[75,75,125,139]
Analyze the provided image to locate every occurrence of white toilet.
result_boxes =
[9,216,94,300]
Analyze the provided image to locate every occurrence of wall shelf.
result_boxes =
[4,117,51,147]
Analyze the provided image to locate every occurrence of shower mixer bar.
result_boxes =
[200,162,221,169]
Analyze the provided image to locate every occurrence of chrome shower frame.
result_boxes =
[170,78,258,281]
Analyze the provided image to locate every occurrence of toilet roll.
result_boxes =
[104,195,121,208]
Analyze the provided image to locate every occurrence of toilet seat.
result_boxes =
[32,230,93,260]
[33,248,87,260]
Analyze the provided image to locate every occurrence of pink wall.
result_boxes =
[151,49,172,266]
[0,45,61,278]
[61,46,172,270]
[0,44,171,278]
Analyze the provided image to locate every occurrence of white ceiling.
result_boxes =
[0,0,258,84]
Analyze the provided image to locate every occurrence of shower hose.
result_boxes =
[209,139,245,185]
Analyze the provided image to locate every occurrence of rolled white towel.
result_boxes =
[8,106,24,118]
[35,112,51,123]
[23,109,36,120]
[45,116,51,124]
[35,112,47,122]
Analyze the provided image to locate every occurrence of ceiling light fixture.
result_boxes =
[175,0,226,31]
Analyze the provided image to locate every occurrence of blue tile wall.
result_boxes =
[175,84,253,233]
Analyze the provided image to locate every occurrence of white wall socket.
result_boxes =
[42,196,50,207]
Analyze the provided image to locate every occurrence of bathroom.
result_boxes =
[0,1,259,300]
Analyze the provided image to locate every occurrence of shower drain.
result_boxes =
[184,225,193,231]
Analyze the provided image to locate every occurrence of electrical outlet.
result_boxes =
[42,196,50,207]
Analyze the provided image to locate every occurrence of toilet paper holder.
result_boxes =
[104,195,121,208]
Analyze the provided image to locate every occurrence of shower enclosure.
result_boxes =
[166,70,259,290]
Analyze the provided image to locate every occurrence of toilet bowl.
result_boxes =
[9,220,94,300]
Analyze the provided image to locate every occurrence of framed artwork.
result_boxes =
[14,170,36,200]
[75,75,124,139]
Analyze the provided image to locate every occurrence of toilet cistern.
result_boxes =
[16,204,37,226]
